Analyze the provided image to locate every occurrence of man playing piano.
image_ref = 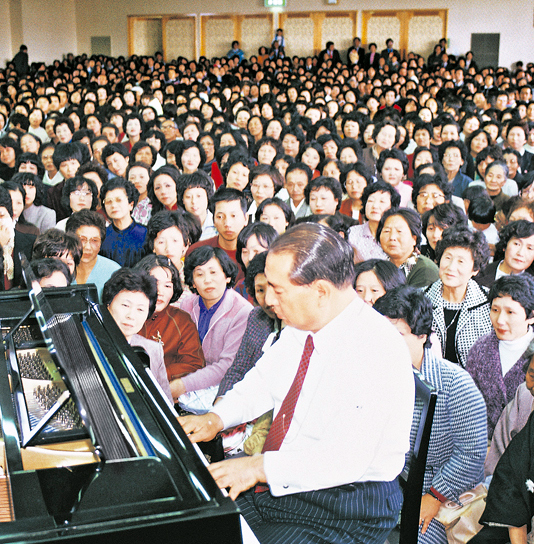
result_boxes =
[179,223,415,544]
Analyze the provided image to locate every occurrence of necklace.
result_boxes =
[445,307,462,331]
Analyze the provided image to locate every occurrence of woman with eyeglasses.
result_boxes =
[65,209,120,302]
[55,175,99,230]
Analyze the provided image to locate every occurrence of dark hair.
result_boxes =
[304,176,343,210]
[32,229,82,269]
[52,142,83,170]
[134,254,182,303]
[102,268,158,319]
[130,140,157,167]
[77,160,109,188]
[249,163,284,193]
[438,139,468,162]
[361,180,401,221]
[255,197,295,227]
[145,210,191,253]
[210,186,248,216]
[411,173,453,207]
[285,161,312,183]
[374,285,433,343]
[54,116,74,135]
[30,258,72,286]
[434,226,490,272]
[340,162,372,194]
[101,142,129,166]
[11,172,47,207]
[353,258,406,292]
[376,148,409,176]
[236,223,278,270]
[412,146,439,167]
[377,207,422,250]
[183,246,239,292]
[465,128,491,154]
[61,175,99,213]
[147,166,181,213]
[268,222,355,288]
[372,120,399,146]
[177,139,206,171]
[244,252,267,304]
[337,138,362,163]
[254,137,283,163]
[100,177,139,209]
[176,170,215,207]
[221,149,254,186]
[65,209,107,242]
[468,195,496,224]
[494,220,534,262]
[0,185,14,217]
[489,274,534,318]
[422,203,468,237]
[16,152,45,177]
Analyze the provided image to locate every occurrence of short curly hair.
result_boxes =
[134,254,183,304]
[102,268,158,319]
[494,219,534,262]
[183,246,239,292]
[434,226,490,272]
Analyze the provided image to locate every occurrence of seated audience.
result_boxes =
[102,268,172,402]
[424,226,491,367]
[99,176,147,267]
[177,246,252,411]
[135,254,205,398]
[374,286,487,544]
[466,275,534,438]
[348,180,400,262]
[65,210,121,301]
[30,258,72,288]
[377,207,439,288]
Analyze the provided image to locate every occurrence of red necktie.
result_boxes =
[256,335,314,492]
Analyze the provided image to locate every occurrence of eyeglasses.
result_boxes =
[417,192,445,201]
[73,190,92,198]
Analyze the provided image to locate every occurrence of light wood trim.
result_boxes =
[362,9,448,56]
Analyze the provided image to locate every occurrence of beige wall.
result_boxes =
[0,0,76,66]
[0,0,532,68]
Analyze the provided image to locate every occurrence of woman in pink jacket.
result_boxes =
[177,246,253,412]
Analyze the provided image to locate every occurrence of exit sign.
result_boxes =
[265,0,286,6]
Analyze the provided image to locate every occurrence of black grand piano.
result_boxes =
[0,276,242,543]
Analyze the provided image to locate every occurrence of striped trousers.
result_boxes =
[237,478,402,544]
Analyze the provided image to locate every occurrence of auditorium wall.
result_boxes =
[0,0,531,69]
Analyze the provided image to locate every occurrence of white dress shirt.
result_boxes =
[213,296,415,496]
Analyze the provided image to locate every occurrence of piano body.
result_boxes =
[0,283,242,543]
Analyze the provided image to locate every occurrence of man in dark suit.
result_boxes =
[364,43,380,70]
[381,38,400,62]
[318,41,341,67]
[347,37,365,68]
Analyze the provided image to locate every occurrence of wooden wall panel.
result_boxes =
[279,14,315,58]
[201,16,236,59]
[165,17,196,61]
[362,9,447,59]
[241,15,273,59]
[130,18,163,57]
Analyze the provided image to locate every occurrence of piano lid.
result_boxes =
[0,284,242,543]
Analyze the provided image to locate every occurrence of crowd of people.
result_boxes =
[1,34,534,543]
